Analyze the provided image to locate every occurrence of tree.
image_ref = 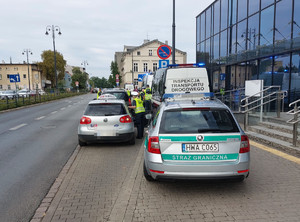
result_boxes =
[108,61,121,87]
[38,50,66,88]
[90,76,113,88]
[71,67,88,90]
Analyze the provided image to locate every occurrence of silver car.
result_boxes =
[144,94,250,182]
[0,90,16,99]
[78,95,135,146]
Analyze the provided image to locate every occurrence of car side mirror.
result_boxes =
[145,114,152,120]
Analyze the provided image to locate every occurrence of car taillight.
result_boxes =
[128,98,131,106]
[120,115,132,123]
[240,135,250,153]
[80,116,92,125]
[148,136,161,154]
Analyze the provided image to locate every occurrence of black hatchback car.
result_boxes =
[102,88,131,106]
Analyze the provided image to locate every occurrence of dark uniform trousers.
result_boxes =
[135,112,145,138]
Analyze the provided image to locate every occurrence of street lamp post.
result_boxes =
[45,25,62,90]
[172,0,176,64]
[22,49,32,90]
[81,60,88,72]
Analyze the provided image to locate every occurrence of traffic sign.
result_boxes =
[159,60,169,68]
[157,45,171,59]
[138,74,146,82]
[9,74,20,83]
[75,81,79,86]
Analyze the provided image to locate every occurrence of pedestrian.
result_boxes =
[126,88,131,97]
[97,89,101,99]
[134,85,138,92]
[144,85,152,114]
[129,91,145,139]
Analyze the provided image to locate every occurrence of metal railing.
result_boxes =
[287,99,300,146]
[215,88,245,112]
[239,86,286,131]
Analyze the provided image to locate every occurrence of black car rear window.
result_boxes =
[105,92,128,101]
[159,108,239,134]
[84,104,127,116]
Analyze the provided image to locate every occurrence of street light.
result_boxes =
[81,60,88,72]
[22,49,33,90]
[45,25,62,90]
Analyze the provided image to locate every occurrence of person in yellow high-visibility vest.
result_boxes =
[144,84,152,114]
[96,89,101,99]
[129,91,145,139]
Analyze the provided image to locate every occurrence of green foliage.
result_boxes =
[38,50,66,88]
[71,67,88,89]
[90,76,113,88]
[108,61,121,87]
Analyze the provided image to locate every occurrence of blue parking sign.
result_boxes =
[9,74,20,83]
[159,60,169,69]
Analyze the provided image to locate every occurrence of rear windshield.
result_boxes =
[84,104,127,116]
[105,92,128,101]
[159,108,239,134]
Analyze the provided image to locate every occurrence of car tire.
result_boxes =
[143,162,154,182]
[78,139,87,146]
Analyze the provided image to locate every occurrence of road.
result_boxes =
[0,93,95,222]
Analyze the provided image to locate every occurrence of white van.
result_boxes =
[124,83,134,91]
[151,64,211,106]
[142,74,153,89]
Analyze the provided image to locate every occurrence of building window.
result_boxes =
[23,74,26,78]
[153,63,158,72]
[0,74,2,80]
[6,67,9,70]
[143,63,148,72]
[0,67,2,71]
[137,51,141,56]
[7,74,10,79]
[14,67,18,71]
[8,85,11,90]
[260,5,274,46]
[0,85,2,89]
[133,63,138,72]
[149,50,153,56]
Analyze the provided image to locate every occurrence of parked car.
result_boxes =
[0,90,16,99]
[37,89,46,95]
[143,93,250,182]
[101,88,131,106]
[78,95,135,146]
[17,89,31,97]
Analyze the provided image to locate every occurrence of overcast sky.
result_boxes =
[0,0,214,79]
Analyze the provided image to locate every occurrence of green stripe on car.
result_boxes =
[159,135,240,142]
[161,153,239,161]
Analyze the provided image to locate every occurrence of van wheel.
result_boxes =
[143,162,154,181]
[78,139,87,146]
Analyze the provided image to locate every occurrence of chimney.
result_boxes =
[165,40,168,45]
[144,39,150,44]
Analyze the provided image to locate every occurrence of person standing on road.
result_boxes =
[144,85,152,114]
[129,91,145,139]
[97,89,101,99]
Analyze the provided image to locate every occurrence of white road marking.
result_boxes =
[51,111,58,114]
[9,123,27,131]
[35,116,46,120]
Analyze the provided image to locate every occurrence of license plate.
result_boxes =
[182,143,219,152]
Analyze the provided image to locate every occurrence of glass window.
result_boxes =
[229,0,237,25]
[261,0,275,9]
[200,13,205,41]
[260,6,274,46]
[197,16,201,43]
[249,0,260,15]
[248,60,259,80]
[220,29,228,58]
[206,39,211,62]
[213,1,220,34]
[248,13,259,50]
[274,54,290,89]
[137,51,140,56]
[133,63,138,72]
[206,8,212,39]
[153,63,158,72]
[213,34,220,60]
[293,0,300,38]
[230,24,237,54]
[84,104,127,116]
[290,52,300,101]
[236,63,247,87]
[275,0,292,42]
[237,20,247,52]
[159,109,239,134]
[0,74,1,80]
[238,0,247,22]
[259,57,273,85]
[149,50,152,56]
[221,0,228,31]
[143,63,148,72]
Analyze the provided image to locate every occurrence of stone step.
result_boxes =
[246,131,300,157]
[247,125,299,145]
[258,121,294,134]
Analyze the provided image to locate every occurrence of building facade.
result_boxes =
[196,0,300,104]
[0,63,43,90]
[115,39,187,88]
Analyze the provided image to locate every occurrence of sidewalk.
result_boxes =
[31,140,145,222]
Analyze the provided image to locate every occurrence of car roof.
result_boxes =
[88,99,126,105]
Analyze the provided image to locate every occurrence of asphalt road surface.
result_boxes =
[0,93,95,222]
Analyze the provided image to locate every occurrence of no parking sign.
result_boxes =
[157,45,171,60]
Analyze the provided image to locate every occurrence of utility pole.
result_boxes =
[22,49,32,90]
[172,0,176,64]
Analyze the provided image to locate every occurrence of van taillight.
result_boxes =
[120,115,132,123]
[80,116,92,125]
[240,135,250,153]
[148,136,161,154]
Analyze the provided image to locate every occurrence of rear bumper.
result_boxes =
[78,132,134,143]
[144,152,250,180]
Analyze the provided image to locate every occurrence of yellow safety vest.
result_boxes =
[127,90,131,96]
[145,92,152,100]
[134,98,145,114]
